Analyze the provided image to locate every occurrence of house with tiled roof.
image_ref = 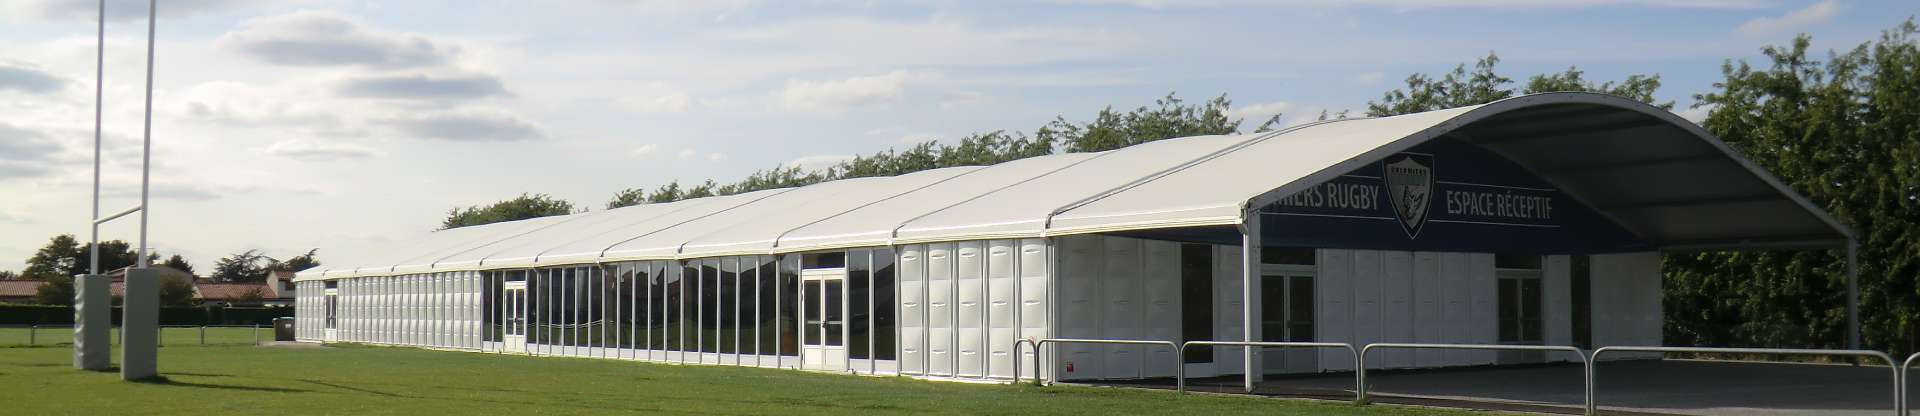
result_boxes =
[0,280,43,303]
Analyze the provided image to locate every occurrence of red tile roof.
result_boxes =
[0,281,43,298]
[196,283,270,301]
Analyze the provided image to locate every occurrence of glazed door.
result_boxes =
[800,269,846,371]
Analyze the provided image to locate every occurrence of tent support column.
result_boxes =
[1847,239,1859,350]
[1241,213,1262,393]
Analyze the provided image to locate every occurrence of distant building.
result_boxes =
[0,280,41,303]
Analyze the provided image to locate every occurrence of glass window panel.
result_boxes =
[780,256,800,355]
[757,257,777,355]
[680,262,696,353]
[1288,276,1315,342]
[804,252,845,269]
[702,258,720,353]
[1496,254,1542,270]
[1260,247,1315,265]
[825,279,843,347]
[740,257,758,356]
[803,280,822,347]
[1181,244,1214,364]
[1261,275,1285,342]
[1498,278,1518,343]
[1522,278,1543,343]
[719,258,738,354]
[849,249,871,359]
[873,248,896,361]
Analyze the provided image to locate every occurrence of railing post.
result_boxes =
[1034,340,1047,386]
[199,325,205,345]
[30,324,37,345]
[254,323,260,345]
[1357,344,1371,405]
[1902,352,1919,416]
[1177,342,1188,394]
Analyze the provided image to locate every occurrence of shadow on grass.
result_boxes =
[132,375,310,393]
[296,379,400,397]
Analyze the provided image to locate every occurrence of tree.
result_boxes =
[269,249,321,273]
[34,275,74,305]
[236,287,266,305]
[21,234,81,280]
[441,193,579,229]
[159,275,195,307]
[1365,52,1669,117]
[1665,20,1920,354]
[605,92,1254,206]
[211,249,273,283]
[20,235,152,279]
[0,270,17,280]
[162,254,195,275]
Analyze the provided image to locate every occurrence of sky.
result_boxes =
[0,0,1912,273]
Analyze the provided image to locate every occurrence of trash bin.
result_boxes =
[273,317,296,342]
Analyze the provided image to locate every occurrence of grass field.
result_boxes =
[0,342,1490,415]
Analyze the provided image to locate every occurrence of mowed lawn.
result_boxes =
[0,343,1489,415]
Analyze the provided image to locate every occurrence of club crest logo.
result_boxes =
[1383,153,1434,238]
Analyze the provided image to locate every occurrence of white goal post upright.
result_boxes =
[73,0,162,381]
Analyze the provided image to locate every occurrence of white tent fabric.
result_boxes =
[296,93,1851,281]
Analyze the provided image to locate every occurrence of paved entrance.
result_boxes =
[1097,359,1902,416]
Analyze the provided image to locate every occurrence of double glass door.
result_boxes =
[503,281,528,353]
[1260,265,1316,374]
[800,269,845,371]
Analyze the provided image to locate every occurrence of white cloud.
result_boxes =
[2,0,262,22]
[619,91,695,113]
[0,62,66,94]
[778,70,921,113]
[1735,0,1841,36]
[217,10,463,68]
[1051,0,1770,10]
[335,73,511,100]
[677,148,698,159]
[630,144,659,158]
[939,91,989,109]
[381,109,543,142]
[262,139,382,162]
[1351,71,1386,85]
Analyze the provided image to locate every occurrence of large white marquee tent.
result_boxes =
[293,93,1854,384]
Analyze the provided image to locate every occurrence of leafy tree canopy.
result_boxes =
[442,193,580,230]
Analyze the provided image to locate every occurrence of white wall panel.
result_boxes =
[1017,238,1050,381]
[1439,253,1471,366]
[1057,235,1101,380]
[1100,237,1142,379]
[926,243,956,376]
[1412,252,1443,367]
[987,240,1018,379]
[1141,240,1181,378]
[1382,251,1414,369]
[1317,249,1353,371]
[1468,253,1497,364]
[898,245,927,375]
[1544,255,1574,361]
[1351,250,1384,369]
[1213,245,1245,373]
[1592,252,1663,359]
[956,241,986,377]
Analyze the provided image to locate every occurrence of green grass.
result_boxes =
[0,343,1490,415]
[0,326,265,347]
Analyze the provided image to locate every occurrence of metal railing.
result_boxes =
[1359,343,1591,412]
[1594,346,1901,416]
[1012,338,1180,386]
[1177,341,1360,399]
[1904,352,1920,416]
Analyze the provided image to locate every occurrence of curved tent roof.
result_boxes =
[297,93,1851,281]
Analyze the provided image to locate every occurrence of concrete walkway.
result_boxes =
[1098,359,1903,416]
